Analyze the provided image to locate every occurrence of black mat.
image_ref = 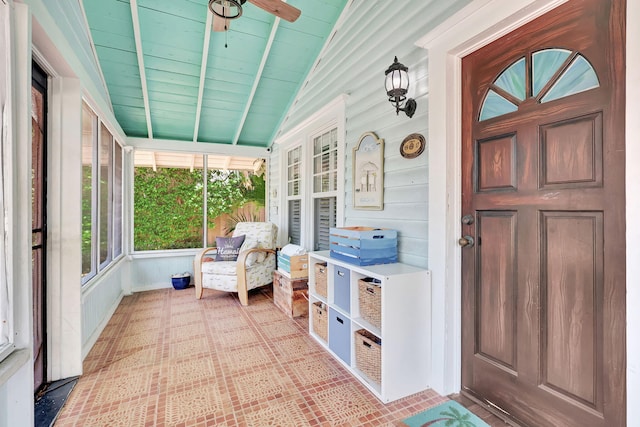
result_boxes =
[34,377,78,427]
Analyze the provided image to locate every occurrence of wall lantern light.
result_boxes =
[384,56,416,118]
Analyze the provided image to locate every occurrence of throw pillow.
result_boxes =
[215,235,246,262]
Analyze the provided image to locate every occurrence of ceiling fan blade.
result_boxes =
[212,14,230,31]
[248,0,301,22]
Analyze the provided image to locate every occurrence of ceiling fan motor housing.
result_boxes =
[209,0,247,20]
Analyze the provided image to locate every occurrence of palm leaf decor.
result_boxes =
[402,401,489,427]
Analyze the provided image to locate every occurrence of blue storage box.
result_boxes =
[333,265,351,313]
[329,308,351,364]
[329,227,398,266]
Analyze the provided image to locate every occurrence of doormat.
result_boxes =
[401,400,490,427]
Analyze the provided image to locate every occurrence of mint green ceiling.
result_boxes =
[83,0,347,147]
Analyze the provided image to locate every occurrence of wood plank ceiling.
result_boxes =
[83,0,348,153]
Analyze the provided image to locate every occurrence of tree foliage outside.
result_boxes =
[133,167,265,251]
[81,166,93,275]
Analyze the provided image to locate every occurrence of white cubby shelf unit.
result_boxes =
[307,250,431,403]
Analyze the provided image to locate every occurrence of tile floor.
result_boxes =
[55,287,449,426]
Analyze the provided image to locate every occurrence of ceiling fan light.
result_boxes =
[209,0,245,20]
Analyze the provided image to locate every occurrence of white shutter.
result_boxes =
[288,199,301,245]
[314,197,336,250]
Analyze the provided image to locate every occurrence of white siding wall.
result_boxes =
[270,0,471,268]
[81,262,126,358]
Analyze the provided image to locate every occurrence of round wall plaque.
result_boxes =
[400,133,425,159]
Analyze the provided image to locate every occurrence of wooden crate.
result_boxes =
[277,252,309,279]
[273,270,308,318]
[329,227,398,266]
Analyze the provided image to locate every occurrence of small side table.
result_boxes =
[273,270,308,318]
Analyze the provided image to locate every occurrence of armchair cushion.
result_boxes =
[215,235,245,261]
[201,260,237,275]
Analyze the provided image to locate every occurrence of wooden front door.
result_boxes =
[460,1,626,426]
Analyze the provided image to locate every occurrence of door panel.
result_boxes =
[540,113,602,188]
[541,211,602,407]
[476,211,517,370]
[461,0,625,426]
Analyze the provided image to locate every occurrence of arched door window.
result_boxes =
[479,48,600,121]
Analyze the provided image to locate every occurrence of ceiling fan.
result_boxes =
[209,0,301,32]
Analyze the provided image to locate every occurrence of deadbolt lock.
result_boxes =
[461,214,474,225]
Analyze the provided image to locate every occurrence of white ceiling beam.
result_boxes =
[193,10,214,142]
[127,137,270,157]
[130,0,154,139]
[231,13,283,145]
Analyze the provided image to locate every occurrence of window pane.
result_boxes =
[494,57,526,101]
[287,146,301,196]
[81,105,95,277]
[313,128,338,193]
[541,54,599,103]
[532,48,571,96]
[205,165,260,246]
[479,90,518,121]
[133,152,204,251]
[314,197,336,251]
[113,142,122,258]
[331,152,337,191]
[288,199,301,245]
[99,124,112,266]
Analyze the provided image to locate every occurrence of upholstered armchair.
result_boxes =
[193,222,277,305]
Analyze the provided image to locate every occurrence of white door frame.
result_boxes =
[416,1,639,423]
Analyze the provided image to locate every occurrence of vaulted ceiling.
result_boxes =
[83,0,348,149]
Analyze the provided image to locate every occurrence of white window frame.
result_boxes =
[275,95,347,251]
[309,125,339,251]
[0,0,12,362]
[81,101,124,285]
[284,145,303,245]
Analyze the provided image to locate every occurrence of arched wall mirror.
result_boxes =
[353,131,384,210]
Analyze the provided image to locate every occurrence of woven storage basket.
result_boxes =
[358,278,381,329]
[355,329,381,384]
[312,301,328,342]
[315,262,328,298]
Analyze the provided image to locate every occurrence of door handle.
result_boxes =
[458,235,475,248]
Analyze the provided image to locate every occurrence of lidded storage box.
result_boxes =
[358,277,382,329]
[329,227,398,266]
